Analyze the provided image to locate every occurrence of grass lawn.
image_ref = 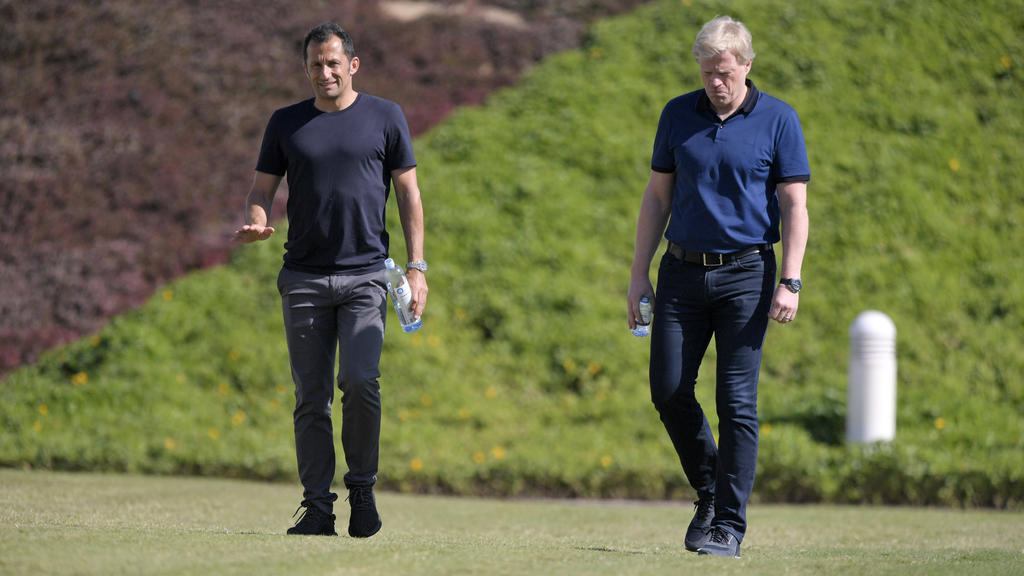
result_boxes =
[2,470,1022,575]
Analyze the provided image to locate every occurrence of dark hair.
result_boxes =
[302,22,355,61]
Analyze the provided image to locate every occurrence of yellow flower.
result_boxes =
[38,404,48,416]
[231,410,247,427]
[398,409,411,422]
[162,289,174,302]
[473,451,486,463]
[410,458,424,472]
[90,335,101,347]
[587,361,601,376]
[948,158,960,172]
[458,408,471,420]
[491,446,507,460]
[164,438,176,450]
[589,46,603,60]
[277,384,288,395]
[1001,56,1012,69]
[934,417,947,431]
[421,395,433,407]
[218,382,230,396]
[600,455,613,468]
[71,372,88,386]
[228,348,241,361]
[208,428,220,440]
[761,423,773,436]
[484,386,498,399]
[455,308,467,321]
[32,421,42,433]
[681,0,693,6]
[562,359,577,373]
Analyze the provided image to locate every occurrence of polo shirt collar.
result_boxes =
[697,79,760,120]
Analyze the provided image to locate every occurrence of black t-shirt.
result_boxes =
[256,94,417,274]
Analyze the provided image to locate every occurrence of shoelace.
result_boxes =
[348,488,375,511]
[707,526,731,544]
[694,497,714,517]
[291,501,329,525]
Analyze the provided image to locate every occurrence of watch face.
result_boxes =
[789,279,802,292]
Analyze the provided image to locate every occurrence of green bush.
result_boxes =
[3,0,1022,508]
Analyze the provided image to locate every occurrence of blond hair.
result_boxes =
[692,16,755,64]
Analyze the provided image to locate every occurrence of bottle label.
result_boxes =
[395,281,412,309]
[632,296,652,337]
[638,300,651,325]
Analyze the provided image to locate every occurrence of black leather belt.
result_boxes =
[667,242,770,267]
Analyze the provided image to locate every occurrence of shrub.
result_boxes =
[0,0,651,376]
[2,0,1022,508]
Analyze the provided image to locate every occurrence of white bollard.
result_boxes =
[847,310,897,443]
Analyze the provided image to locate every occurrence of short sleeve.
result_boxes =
[651,105,676,174]
[255,110,287,176]
[772,109,810,182]
[385,103,417,172]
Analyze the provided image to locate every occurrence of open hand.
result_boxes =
[233,224,275,243]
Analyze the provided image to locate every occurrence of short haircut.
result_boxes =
[692,16,755,64]
[302,22,356,62]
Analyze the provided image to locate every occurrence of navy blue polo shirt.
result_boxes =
[256,94,416,274]
[652,80,810,253]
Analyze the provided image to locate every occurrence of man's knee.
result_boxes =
[338,371,381,402]
[652,383,701,415]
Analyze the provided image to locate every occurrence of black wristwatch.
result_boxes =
[780,278,802,293]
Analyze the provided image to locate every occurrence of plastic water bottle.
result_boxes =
[632,295,651,337]
[384,258,422,333]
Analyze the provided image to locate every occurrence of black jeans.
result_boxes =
[649,248,775,541]
[278,266,388,514]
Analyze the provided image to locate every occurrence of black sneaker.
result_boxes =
[684,494,715,552]
[287,501,338,536]
[347,486,382,538]
[697,526,741,558]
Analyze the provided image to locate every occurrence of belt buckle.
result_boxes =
[702,253,724,267]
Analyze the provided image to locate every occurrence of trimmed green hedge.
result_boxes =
[3,0,1022,507]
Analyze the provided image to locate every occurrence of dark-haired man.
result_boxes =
[235,22,427,538]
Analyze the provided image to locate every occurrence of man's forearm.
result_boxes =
[778,182,808,279]
[631,172,674,277]
[399,195,424,262]
[245,193,271,227]
[245,171,283,226]
[392,167,425,262]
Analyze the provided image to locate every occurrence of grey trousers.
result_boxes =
[277,266,388,514]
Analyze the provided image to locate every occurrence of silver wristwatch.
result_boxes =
[406,260,428,273]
